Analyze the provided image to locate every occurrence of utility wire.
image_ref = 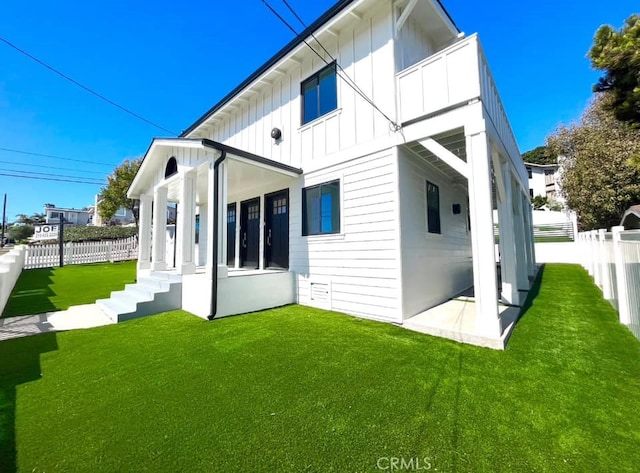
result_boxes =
[0,146,115,167]
[262,0,400,131]
[0,159,107,175]
[0,167,106,184]
[0,36,178,136]
[0,172,105,185]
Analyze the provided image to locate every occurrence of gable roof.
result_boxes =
[180,0,459,137]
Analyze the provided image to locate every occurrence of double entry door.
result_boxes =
[229,189,289,270]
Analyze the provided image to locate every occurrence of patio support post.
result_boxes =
[466,120,501,337]
[522,195,536,277]
[495,160,520,306]
[177,170,197,275]
[199,204,208,267]
[138,194,152,270]
[151,186,168,271]
[513,190,530,291]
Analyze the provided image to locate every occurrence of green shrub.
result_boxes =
[8,224,34,243]
[63,226,138,242]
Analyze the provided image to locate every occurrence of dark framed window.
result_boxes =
[526,167,532,179]
[302,180,340,236]
[165,157,178,178]
[426,180,441,234]
[301,63,337,125]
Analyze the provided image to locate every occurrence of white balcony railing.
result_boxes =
[396,34,523,181]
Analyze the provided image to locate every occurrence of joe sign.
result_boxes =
[33,224,59,240]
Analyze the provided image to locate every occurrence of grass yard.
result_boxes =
[1,264,639,472]
[1,261,137,318]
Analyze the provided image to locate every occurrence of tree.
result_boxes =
[588,14,640,127]
[531,195,548,210]
[547,94,640,230]
[98,158,141,227]
[8,224,34,242]
[15,213,45,225]
[522,146,557,165]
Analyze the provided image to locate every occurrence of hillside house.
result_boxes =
[114,0,535,348]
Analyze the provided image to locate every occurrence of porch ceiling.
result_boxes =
[405,127,467,182]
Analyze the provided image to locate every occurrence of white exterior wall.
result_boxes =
[289,149,402,323]
[528,167,546,197]
[398,146,473,318]
[199,3,396,171]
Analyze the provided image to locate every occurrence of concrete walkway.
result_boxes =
[0,304,114,342]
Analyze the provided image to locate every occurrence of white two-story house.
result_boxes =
[112,0,535,348]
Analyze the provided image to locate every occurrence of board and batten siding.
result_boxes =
[398,146,473,319]
[197,2,396,171]
[289,148,402,322]
[395,15,434,72]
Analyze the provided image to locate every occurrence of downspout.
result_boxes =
[208,150,227,320]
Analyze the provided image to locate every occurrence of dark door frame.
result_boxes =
[263,188,290,270]
[227,202,237,267]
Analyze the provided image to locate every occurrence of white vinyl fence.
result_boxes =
[25,237,138,269]
[578,227,640,340]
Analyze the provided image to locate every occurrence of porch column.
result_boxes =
[495,162,520,306]
[521,193,534,278]
[206,158,228,278]
[217,162,228,268]
[466,121,501,337]
[176,170,197,275]
[198,204,208,266]
[151,186,168,271]
[137,193,152,271]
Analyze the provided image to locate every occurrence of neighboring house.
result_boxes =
[525,162,565,205]
[123,0,535,346]
[620,204,640,230]
[44,206,92,226]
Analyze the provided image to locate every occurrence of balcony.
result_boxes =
[396,34,522,178]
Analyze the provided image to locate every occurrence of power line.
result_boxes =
[0,146,115,167]
[0,36,178,136]
[0,159,107,175]
[0,172,104,185]
[0,167,106,184]
[261,0,400,131]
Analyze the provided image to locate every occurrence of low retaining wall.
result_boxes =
[0,246,27,315]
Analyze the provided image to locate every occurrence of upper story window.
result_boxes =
[302,180,340,236]
[526,167,532,179]
[301,63,337,125]
[426,180,441,234]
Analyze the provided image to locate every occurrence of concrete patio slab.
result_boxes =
[402,299,521,350]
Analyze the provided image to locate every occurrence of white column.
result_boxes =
[612,226,631,324]
[523,197,536,277]
[496,162,520,305]
[466,123,501,337]
[217,162,228,269]
[199,204,208,267]
[176,171,197,275]
[137,194,152,270]
[513,190,530,291]
[151,186,168,271]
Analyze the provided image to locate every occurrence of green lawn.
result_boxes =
[1,261,137,317]
[1,264,639,472]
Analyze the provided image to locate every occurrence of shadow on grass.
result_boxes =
[1,269,56,318]
[517,264,545,322]
[0,332,58,472]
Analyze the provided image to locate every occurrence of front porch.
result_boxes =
[128,138,302,320]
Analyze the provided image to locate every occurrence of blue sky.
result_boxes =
[0,0,636,220]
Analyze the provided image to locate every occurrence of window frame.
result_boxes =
[426,180,441,235]
[302,179,341,236]
[300,62,338,126]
